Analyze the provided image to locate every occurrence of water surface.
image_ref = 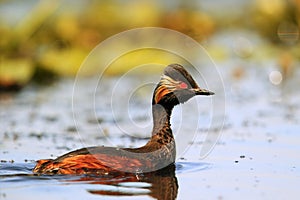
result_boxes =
[1,65,300,199]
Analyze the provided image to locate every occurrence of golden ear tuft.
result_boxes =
[154,85,170,104]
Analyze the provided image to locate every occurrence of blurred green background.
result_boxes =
[0,0,299,90]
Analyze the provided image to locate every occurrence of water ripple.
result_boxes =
[176,162,212,174]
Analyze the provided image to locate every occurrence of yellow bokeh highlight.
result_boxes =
[40,48,88,76]
[0,58,34,85]
[104,48,185,76]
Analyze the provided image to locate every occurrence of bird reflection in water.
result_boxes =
[70,164,178,200]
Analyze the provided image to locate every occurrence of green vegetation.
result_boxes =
[0,0,299,90]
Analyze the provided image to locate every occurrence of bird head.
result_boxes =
[153,64,214,106]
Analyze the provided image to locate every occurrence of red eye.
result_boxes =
[179,82,188,89]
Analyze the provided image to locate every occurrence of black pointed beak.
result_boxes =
[193,88,214,96]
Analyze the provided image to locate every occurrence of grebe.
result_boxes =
[33,64,214,175]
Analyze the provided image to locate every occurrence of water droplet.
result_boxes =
[269,70,282,85]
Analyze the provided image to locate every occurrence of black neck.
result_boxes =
[151,103,174,139]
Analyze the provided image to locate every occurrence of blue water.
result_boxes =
[0,162,211,199]
[1,65,300,199]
